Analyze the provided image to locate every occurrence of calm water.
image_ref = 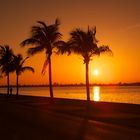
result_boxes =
[0,86,140,104]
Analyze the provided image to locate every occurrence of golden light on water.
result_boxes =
[93,86,100,101]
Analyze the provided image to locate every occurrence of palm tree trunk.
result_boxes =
[16,73,19,98]
[85,62,90,101]
[48,55,53,99]
[7,72,10,96]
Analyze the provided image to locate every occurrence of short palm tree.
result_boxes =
[21,18,62,99]
[57,27,112,101]
[13,54,34,97]
[0,45,14,95]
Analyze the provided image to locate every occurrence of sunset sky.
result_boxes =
[0,0,140,85]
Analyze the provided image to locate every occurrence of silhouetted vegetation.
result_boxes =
[21,18,62,99]
[13,54,34,97]
[0,45,15,95]
[0,18,113,101]
[0,45,34,97]
[57,27,112,101]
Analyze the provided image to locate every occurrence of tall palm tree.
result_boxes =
[13,54,34,97]
[57,27,112,102]
[0,45,14,95]
[21,18,62,99]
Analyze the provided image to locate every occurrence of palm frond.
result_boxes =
[15,54,23,60]
[51,32,62,43]
[37,21,48,31]
[0,62,15,75]
[21,66,34,73]
[55,18,60,26]
[21,19,62,60]
[54,41,71,55]
[31,26,48,42]
[27,46,44,55]
[98,45,113,56]
[0,45,15,74]
[12,53,34,75]
[21,38,40,47]
[21,56,29,66]
[57,26,112,64]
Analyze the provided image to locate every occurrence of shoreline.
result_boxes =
[1,83,140,88]
[0,94,140,140]
[1,85,140,105]
[0,92,140,105]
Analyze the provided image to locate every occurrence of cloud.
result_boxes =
[115,23,140,33]
[125,24,140,31]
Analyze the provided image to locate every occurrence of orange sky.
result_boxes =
[0,0,140,85]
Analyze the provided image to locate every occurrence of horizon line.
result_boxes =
[1,82,140,87]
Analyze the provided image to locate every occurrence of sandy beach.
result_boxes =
[0,94,140,140]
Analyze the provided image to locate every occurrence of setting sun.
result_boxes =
[93,69,99,76]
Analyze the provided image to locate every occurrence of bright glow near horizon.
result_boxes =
[93,69,99,76]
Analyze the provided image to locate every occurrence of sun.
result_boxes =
[93,69,99,76]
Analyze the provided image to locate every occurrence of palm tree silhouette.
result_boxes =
[13,54,34,97]
[0,45,14,95]
[57,27,112,101]
[21,18,62,99]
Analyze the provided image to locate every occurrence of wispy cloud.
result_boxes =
[126,24,140,31]
[115,23,140,33]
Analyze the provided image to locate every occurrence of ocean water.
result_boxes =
[0,86,140,104]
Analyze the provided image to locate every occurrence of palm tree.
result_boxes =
[13,54,34,97]
[0,45,14,95]
[21,18,62,99]
[57,27,112,102]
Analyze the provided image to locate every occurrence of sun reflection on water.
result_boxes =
[93,86,100,101]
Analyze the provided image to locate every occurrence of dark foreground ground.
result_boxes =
[0,94,140,140]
